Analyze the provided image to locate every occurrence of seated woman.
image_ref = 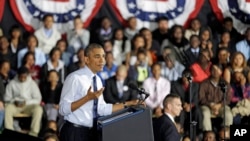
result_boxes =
[224,52,250,83]
[21,52,41,84]
[41,70,62,122]
[40,48,67,84]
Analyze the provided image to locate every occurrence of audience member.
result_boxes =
[67,15,90,53]
[161,25,189,65]
[0,60,15,87]
[124,16,138,40]
[153,94,182,141]
[17,35,46,68]
[0,36,17,70]
[236,27,250,61]
[67,48,85,74]
[40,47,66,84]
[56,39,72,66]
[98,52,117,83]
[104,65,137,104]
[4,67,42,136]
[190,49,211,83]
[161,53,185,81]
[41,70,62,121]
[199,27,215,58]
[125,34,147,67]
[199,64,233,131]
[103,40,113,52]
[213,47,230,71]
[185,18,201,41]
[221,17,242,43]
[140,27,161,63]
[152,17,169,46]
[185,35,201,67]
[128,49,150,87]
[202,131,216,141]
[143,63,170,117]
[34,14,61,55]
[91,16,113,44]
[224,52,249,83]
[112,28,130,65]
[217,31,236,54]
[8,25,25,54]
[21,52,41,84]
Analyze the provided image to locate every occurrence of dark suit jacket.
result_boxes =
[103,76,138,104]
[153,114,180,141]
[171,79,199,106]
[184,48,199,68]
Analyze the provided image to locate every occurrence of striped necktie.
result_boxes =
[93,76,98,118]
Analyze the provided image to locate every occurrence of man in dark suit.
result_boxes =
[184,35,200,68]
[171,69,203,135]
[153,94,182,141]
[104,65,138,104]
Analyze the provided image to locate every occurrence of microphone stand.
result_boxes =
[187,76,197,141]
[220,82,227,141]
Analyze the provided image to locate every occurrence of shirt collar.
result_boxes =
[191,48,200,53]
[85,66,96,79]
[165,113,175,123]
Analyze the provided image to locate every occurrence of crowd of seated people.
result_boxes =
[0,14,250,141]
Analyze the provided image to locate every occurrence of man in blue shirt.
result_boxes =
[59,44,138,141]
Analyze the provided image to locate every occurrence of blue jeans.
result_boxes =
[0,109,4,128]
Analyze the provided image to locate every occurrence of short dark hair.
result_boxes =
[47,70,59,78]
[223,17,233,23]
[189,34,199,41]
[84,43,103,57]
[42,14,54,22]
[74,15,81,20]
[156,16,169,23]
[151,63,161,70]
[17,67,29,75]
[163,94,180,108]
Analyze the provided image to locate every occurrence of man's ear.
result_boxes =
[84,56,89,64]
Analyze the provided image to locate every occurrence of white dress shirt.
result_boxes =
[59,66,112,127]
[143,77,170,109]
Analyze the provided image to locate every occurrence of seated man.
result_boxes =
[143,63,170,117]
[104,65,137,104]
[4,67,43,137]
[199,64,233,131]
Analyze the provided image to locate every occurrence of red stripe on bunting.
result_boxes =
[184,0,205,28]
[246,0,250,2]
[109,0,127,26]
[9,0,34,32]
[83,0,104,28]
[0,0,5,22]
[209,0,224,22]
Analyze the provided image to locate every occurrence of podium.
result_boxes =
[97,106,154,141]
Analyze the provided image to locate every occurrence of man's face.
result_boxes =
[169,98,182,117]
[158,20,168,31]
[190,36,200,48]
[128,17,137,29]
[44,16,54,29]
[84,48,106,73]
[152,65,161,79]
[142,30,152,41]
[18,73,28,82]
[224,21,233,31]
[116,70,127,81]
[211,65,222,78]
[191,19,201,31]
[74,18,83,30]
[105,53,114,65]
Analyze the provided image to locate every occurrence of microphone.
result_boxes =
[219,79,227,93]
[184,72,193,82]
[128,83,150,97]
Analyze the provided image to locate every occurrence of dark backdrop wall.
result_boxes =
[0,0,220,38]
